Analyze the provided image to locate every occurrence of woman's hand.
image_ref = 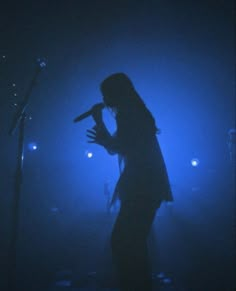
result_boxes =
[86,124,110,146]
[91,103,104,124]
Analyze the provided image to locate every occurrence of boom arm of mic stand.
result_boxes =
[8,102,28,136]
[8,62,44,136]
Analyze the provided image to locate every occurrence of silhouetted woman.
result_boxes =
[87,73,173,291]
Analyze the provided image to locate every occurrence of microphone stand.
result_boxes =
[7,59,46,291]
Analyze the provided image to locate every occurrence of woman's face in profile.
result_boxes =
[101,82,132,111]
[102,90,118,108]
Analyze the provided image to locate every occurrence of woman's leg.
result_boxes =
[111,199,160,291]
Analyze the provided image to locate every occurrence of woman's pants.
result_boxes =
[111,198,161,291]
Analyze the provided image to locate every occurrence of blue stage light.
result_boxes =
[85,150,93,158]
[28,142,38,151]
[191,158,199,167]
[163,278,172,284]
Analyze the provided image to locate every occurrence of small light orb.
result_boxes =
[28,142,38,151]
[87,152,93,158]
[163,278,172,284]
[85,150,93,158]
[50,207,59,213]
[191,158,199,167]
[157,272,165,279]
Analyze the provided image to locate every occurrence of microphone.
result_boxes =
[73,102,105,122]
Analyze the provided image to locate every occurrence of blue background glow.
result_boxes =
[0,1,234,290]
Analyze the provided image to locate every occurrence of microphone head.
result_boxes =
[37,58,46,68]
[93,102,105,110]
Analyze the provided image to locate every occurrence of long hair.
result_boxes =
[100,73,160,134]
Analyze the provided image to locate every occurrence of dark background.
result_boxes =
[0,0,235,290]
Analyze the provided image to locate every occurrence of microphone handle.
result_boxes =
[73,103,105,123]
[73,109,93,122]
